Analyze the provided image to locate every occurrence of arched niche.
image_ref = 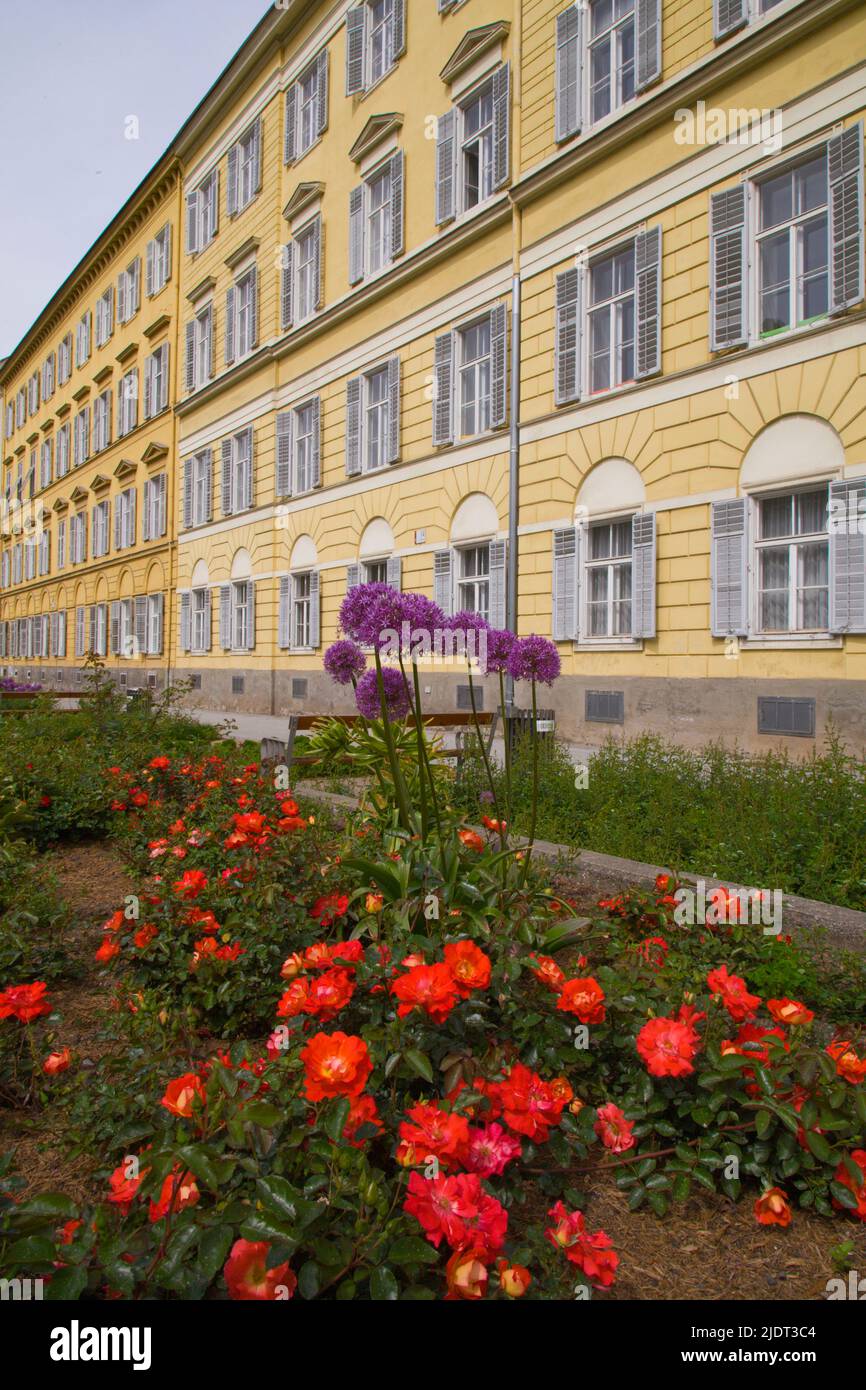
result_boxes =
[741,415,844,488]
[577,458,645,517]
[450,492,499,543]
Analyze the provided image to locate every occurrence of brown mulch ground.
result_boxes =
[3,839,864,1297]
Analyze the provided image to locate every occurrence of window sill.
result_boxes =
[574,639,644,652]
[740,634,843,649]
[749,317,831,350]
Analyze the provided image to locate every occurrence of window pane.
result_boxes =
[759,548,789,630]
[795,156,827,215]
[590,40,612,123]
[760,494,793,539]
[759,230,790,332]
[798,541,829,628]
[760,170,793,231]
[795,488,828,536]
[801,216,828,321]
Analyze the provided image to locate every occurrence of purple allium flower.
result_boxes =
[323,639,366,686]
[483,628,517,674]
[355,665,412,721]
[507,634,561,686]
[445,610,489,663]
[480,789,495,805]
[339,583,393,643]
[358,590,445,654]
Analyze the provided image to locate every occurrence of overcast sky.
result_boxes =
[0,0,269,359]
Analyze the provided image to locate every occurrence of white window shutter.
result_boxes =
[493,63,511,190]
[310,396,322,488]
[180,592,191,652]
[345,6,367,95]
[316,48,329,136]
[489,541,507,628]
[829,478,866,632]
[346,376,363,475]
[828,124,864,314]
[386,356,401,464]
[390,150,405,259]
[349,186,365,285]
[284,83,298,165]
[281,243,294,330]
[555,6,581,143]
[387,556,402,591]
[221,439,233,516]
[490,304,508,429]
[185,321,196,392]
[276,411,293,497]
[635,225,662,379]
[631,513,657,639]
[710,498,749,637]
[433,331,454,446]
[309,571,320,648]
[434,549,453,616]
[635,0,662,92]
[227,144,239,215]
[347,563,360,591]
[713,0,747,41]
[435,109,457,225]
[225,286,236,364]
[278,576,291,649]
[219,585,232,649]
[710,185,748,349]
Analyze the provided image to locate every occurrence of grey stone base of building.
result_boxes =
[174,668,866,757]
[4,665,167,694]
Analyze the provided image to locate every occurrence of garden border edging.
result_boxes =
[296,785,866,956]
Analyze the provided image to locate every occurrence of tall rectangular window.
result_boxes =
[588,0,635,125]
[588,245,635,392]
[756,488,829,633]
[757,154,828,337]
[457,545,491,621]
[585,519,633,637]
[462,84,495,211]
[458,320,492,437]
[292,572,312,649]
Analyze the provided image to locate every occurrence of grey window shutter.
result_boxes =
[284,82,297,164]
[253,117,263,192]
[249,270,259,349]
[204,448,213,522]
[390,150,405,259]
[313,215,323,309]
[555,267,582,405]
[244,427,255,509]
[225,286,236,364]
[713,0,747,41]
[185,321,196,392]
[114,496,122,550]
[185,190,199,254]
[493,64,511,191]
[829,478,866,632]
[310,396,322,487]
[635,0,662,92]
[281,243,294,329]
[345,6,366,95]
[153,593,164,655]
[349,186,365,285]
[117,271,127,324]
[710,498,749,637]
[316,49,329,136]
[386,356,401,464]
[207,307,214,378]
[435,109,457,225]
[142,481,151,542]
[145,240,155,296]
[393,0,406,58]
[346,376,363,475]
[203,588,212,650]
[219,585,232,649]
[157,474,167,536]
[347,563,361,591]
[631,513,657,638]
[489,541,507,627]
[433,331,454,446]
[552,527,579,640]
[221,439,234,516]
[183,458,193,528]
[555,5,581,143]
[434,548,453,615]
[490,304,508,429]
[278,576,291,649]
[276,411,293,497]
[828,124,864,315]
[387,556,402,590]
[210,173,219,240]
[309,571,321,648]
[710,185,748,349]
[246,582,256,650]
[110,601,120,656]
[134,596,147,656]
[128,490,136,547]
[227,144,239,216]
[635,225,662,379]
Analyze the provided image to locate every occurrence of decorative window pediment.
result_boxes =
[283,181,325,223]
[349,114,403,165]
[72,384,91,403]
[90,473,112,493]
[70,484,89,506]
[113,458,138,482]
[141,441,169,468]
[52,496,69,514]
[93,364,113,386]
[143,314,171,341]
[116,342,138,365]
[440,22,510,85]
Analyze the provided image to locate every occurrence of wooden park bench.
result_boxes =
[261,709,499,779]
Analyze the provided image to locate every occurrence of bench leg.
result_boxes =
[286,716,299,784]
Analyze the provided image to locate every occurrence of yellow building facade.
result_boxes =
[2,0,865,751]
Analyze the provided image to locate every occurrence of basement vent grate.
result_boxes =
[232,676,245,695]
[757,696,815,737]
[190,674,202,690]
[456,684,482,712]
[585,690,624,724]
[292,678,308,699]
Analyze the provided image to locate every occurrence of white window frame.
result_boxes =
[118,368,138,438]
[231,579,252,651]
[192,450,211,527]
[291,571,313,650]
[293,400,318,494]
[149,225,172,296]
[76,311,92,367]
[586,0,637,129]
[118,257,141,324]
[58,333,72,385]
[234,269,257,360]
[294,223,319,325]
[238,125,259,213]
[585,240,637,395]
[361,365,391,474]
[582,514,636,641]
[92,499,110,559]
[751,483,831,638]
[751,147,830,346]
[93,389,112,453]
[459,79,496,215]
[192,587,210,653]
[95,287,114,348]
[456,543,491,622]
[457,317,493,438]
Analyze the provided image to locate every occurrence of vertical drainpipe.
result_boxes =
[506,1,523,716]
